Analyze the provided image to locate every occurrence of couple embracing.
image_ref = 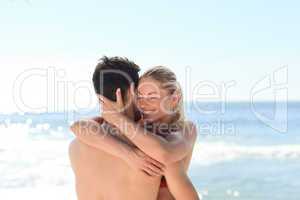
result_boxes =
[69,56,200,200]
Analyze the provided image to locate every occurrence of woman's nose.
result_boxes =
[138,98,150,109]
[138,99,147,109]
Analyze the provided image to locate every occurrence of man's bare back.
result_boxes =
[68,121,161,200]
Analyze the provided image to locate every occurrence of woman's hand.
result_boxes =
[98,88,127,125]
[125,146,166,177]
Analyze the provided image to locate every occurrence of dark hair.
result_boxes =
[92,56,140,101]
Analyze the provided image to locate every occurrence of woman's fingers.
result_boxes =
[98,95,105,104]
[142,169,156,177]
[145,156,166,171]
[142,167,155,177]
[99,91,125,113]
[143,165,161,176]
[141,170,151,177]
[98,94,110,105]
[99,94,118,113]
[146,161,164,175]
[136,149,165,174]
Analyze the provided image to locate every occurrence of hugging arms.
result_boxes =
[70,87,199,200]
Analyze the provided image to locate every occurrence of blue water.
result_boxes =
[0,101,299,199]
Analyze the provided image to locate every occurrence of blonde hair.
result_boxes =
[140,66,185,129]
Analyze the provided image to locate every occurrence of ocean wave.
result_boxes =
[1,122,300,168]
[192,141,300,165]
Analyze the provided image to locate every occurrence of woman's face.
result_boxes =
[137,78,177,123]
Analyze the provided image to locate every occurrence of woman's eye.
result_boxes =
[149,96,159,100]
[137,95,159,101]
[136,94,143,99]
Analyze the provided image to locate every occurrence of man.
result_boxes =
[69,56,164,200]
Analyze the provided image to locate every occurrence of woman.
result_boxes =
[71,66,199,200]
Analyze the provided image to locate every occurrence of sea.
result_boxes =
[0,101,299,200]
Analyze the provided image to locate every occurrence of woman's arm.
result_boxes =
[70,118,131,159]
[163,163,200,200]
[101,101,197,165]
[70,117,165,176]
[99,92,197,165]
[164,141,200,200]
[115,116,196,164]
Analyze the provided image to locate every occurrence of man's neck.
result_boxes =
[125,110,134,120]
[100,106,136,146]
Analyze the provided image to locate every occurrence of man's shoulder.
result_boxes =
[68,139,81,170]
[75,116,104,126]
[68,139,95,163]
[69,138,96,152]
[68,139,80,158]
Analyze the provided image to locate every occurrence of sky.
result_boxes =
[0,0,299,113]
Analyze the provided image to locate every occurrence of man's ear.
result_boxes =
[96,94,101,102]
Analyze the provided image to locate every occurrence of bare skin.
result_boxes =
[157,144,195,200]
[98,115,198,200]
[155,141,195,200]
[70,117,196,200]
[99,81,199,200]
[69,134,161,200]
[69,98,164,200]
[72,80,199,200]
